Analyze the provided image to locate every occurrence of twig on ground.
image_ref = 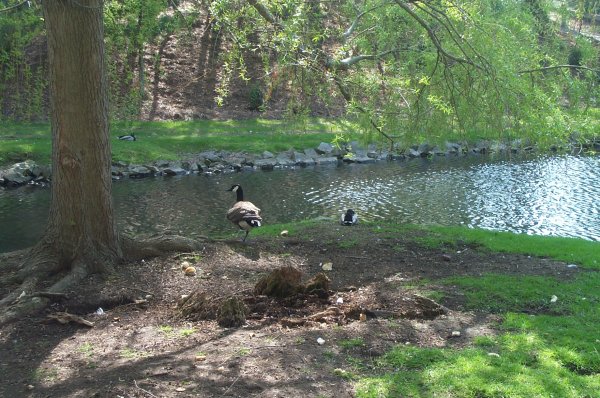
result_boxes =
[32,291,69,300]
[134,379,158,398]
[221,375,241,396]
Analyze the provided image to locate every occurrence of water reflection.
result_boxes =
[0,154,598,253]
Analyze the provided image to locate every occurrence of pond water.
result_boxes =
[1,154,598,253]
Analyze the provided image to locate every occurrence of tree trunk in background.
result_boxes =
[40,0,121,275]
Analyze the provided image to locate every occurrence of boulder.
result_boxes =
[128,165,154,178]
[162,167,187,176]
[303,148,319,159]
[275,154,295,167]
[316,156,339,164]
[292,152,316,166]
[316,142,334,154]
[253,158,276,170]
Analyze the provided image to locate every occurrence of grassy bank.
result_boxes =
[0,119,360,167]
[256,221,600,397]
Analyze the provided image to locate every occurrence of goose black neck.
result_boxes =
[235,186,244,202]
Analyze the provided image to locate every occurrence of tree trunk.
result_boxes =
[39,0,121,274]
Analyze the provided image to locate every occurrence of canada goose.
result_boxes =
[118,133,136,141]
[226,184,262,242]
[341,209,358,226]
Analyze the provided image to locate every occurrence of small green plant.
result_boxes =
[333,368,356,380]
[237,347,252,356]
[338,239,358,249]
[78,342,94,358]
[158,325,174,335]
[32,367,59,382]
[179,327,196,337]
[120,347,148,359]
[247,84,264,111]
[338,338,365,349]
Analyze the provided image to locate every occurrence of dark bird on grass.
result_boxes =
[341,209,358,226]
[118,133,136,141]
[227,184,262,242]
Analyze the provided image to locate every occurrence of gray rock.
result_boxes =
[262,151,275,159]
[163,167,187,176]
[316,142,334,154]
[407,148,422,158]
[431,146,445,156]
[129,165,153,178]
[293,152,316,166]
[1,170,31,185]
[199,151,221,163]
[417,143,433,156]
[316,156,339,164]
[387,153,405,161]
[445,142,462,153]
[274,152,295,166]
[304,148,319,159]
[0,161,37,185]
[355,156,376,164]
[253,158,276,170]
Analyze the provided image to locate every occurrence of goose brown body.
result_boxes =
[226,184,262,241]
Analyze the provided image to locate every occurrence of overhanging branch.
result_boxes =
[394,0,483,70]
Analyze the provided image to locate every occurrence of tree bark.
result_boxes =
[38,0,121,275]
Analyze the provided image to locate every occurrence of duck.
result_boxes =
[226,184,262,242]
[118,133,136,141]
[341,209,358,226]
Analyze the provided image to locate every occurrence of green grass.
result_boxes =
[338,338,366,349]
[424,225,600,270]
[275,221,600,397]
[355,271,600,397]
[0,118,361,167]
[368,222,599,270]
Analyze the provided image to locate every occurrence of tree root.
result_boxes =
[121,233,206,260]
[0,233,206,326]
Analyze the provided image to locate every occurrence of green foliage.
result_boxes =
[0,1,46,121]
[1,0,598,146]
[247,83,264,111]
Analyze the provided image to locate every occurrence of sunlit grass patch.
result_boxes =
[1,118,362,167]
[355,340,600,398]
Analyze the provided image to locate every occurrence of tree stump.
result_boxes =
[254,266,303,298]
[217,297,247,327]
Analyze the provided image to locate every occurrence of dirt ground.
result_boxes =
[0,224,579,398]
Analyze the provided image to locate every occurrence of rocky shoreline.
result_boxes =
[1,139,599,188]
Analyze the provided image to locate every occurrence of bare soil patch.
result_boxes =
[0,224,578,397]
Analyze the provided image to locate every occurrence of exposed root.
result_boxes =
[0,233,205,326]
[121,233,205,260]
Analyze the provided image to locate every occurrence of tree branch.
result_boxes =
[247,0,281,28]
[393,0,483,70]
[342,3,390,41]
[0,0,30,13]
[327,50,396,70]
